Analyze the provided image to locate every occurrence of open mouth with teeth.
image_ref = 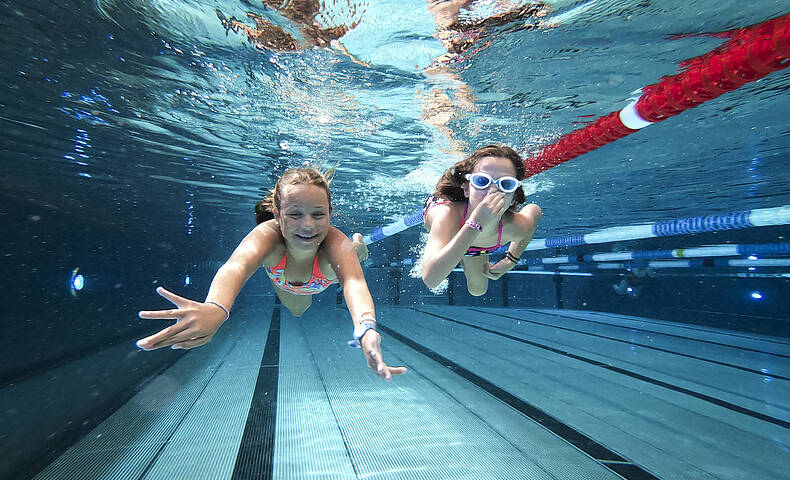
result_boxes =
[295,233,319,241]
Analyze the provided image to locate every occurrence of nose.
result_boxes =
[296,216,315,231]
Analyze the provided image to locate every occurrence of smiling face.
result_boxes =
[463,156,519,209]
[274,184,331,250]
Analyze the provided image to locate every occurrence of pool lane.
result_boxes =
[34,303,788,480]
[33,303,273,480]
[383,305,789,480]
[273,305,623,480]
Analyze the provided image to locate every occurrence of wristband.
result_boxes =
[206,301,230,321]
[348,321,377,349]
[505,251,520,263]
[465,219,483,232]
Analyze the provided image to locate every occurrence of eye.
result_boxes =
[500,178,519,191]
[287,212,302,218]
[472,175,490,188]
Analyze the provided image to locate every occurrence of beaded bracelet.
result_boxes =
[465,219,483,232]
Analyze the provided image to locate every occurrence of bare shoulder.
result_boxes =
[323,226,352,247]
[517,203,542,221]
[319,227,354,260]
[254,219,281,238]
[319,227,356,280]
[506,203,542,238]
[424,200,463,231]
[253,220,286,266]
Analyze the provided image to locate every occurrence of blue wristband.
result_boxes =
[347,321,377,348]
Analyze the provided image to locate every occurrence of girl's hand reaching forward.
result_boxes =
[136,287,228,351]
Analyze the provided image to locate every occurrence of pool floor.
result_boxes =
[33,303,790,480]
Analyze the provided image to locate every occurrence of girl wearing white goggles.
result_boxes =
[465,172,521,193]
[422,144,542,296]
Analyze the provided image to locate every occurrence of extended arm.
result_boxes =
[136,223,280,351]
[325,228,407,380]
[204,223,280,311]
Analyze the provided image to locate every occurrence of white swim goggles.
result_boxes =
[465,173,520,193]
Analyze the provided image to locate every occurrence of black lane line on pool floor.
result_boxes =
[375,323,661,480]
[412,308,790,431]
[232,306,280,480]
[468,308,790,380]
[514,308,790,358]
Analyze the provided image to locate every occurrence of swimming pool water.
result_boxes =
[1,1,788,479]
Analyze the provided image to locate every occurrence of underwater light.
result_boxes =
[750,292,764,300]
[184,275,191,286]
[69,268,84,297]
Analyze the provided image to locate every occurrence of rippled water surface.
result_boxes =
[2,4,790,479]
[2,0,789,238]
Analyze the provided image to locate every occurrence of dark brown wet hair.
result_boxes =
[432,144,526,210]
[255,167,335,224]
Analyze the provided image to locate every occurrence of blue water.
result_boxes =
[1,1,789,479]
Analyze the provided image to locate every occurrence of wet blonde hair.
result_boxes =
[255,167,336,224]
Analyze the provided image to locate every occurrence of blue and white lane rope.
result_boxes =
[526,204,790,251]
[363,208,423,244]
[449,257,790,276]
[522,242,790,266]
[363,204,790,247]
[526,258,790,271]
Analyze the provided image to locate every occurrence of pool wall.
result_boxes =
[0,195,213,480]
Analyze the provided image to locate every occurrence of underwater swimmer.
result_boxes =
[137,167,406,381]
[422,144,542,295]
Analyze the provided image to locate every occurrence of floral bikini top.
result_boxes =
[264,252,332,295]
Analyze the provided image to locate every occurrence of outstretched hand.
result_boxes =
[136,287,227,351]
[360,330,407,381]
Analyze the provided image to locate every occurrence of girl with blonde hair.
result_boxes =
[137,167,405,381]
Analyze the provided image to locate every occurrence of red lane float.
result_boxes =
[523,13,790,178]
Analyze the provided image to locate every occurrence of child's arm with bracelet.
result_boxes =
[325,228,407,381]
[136,223,279,351]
